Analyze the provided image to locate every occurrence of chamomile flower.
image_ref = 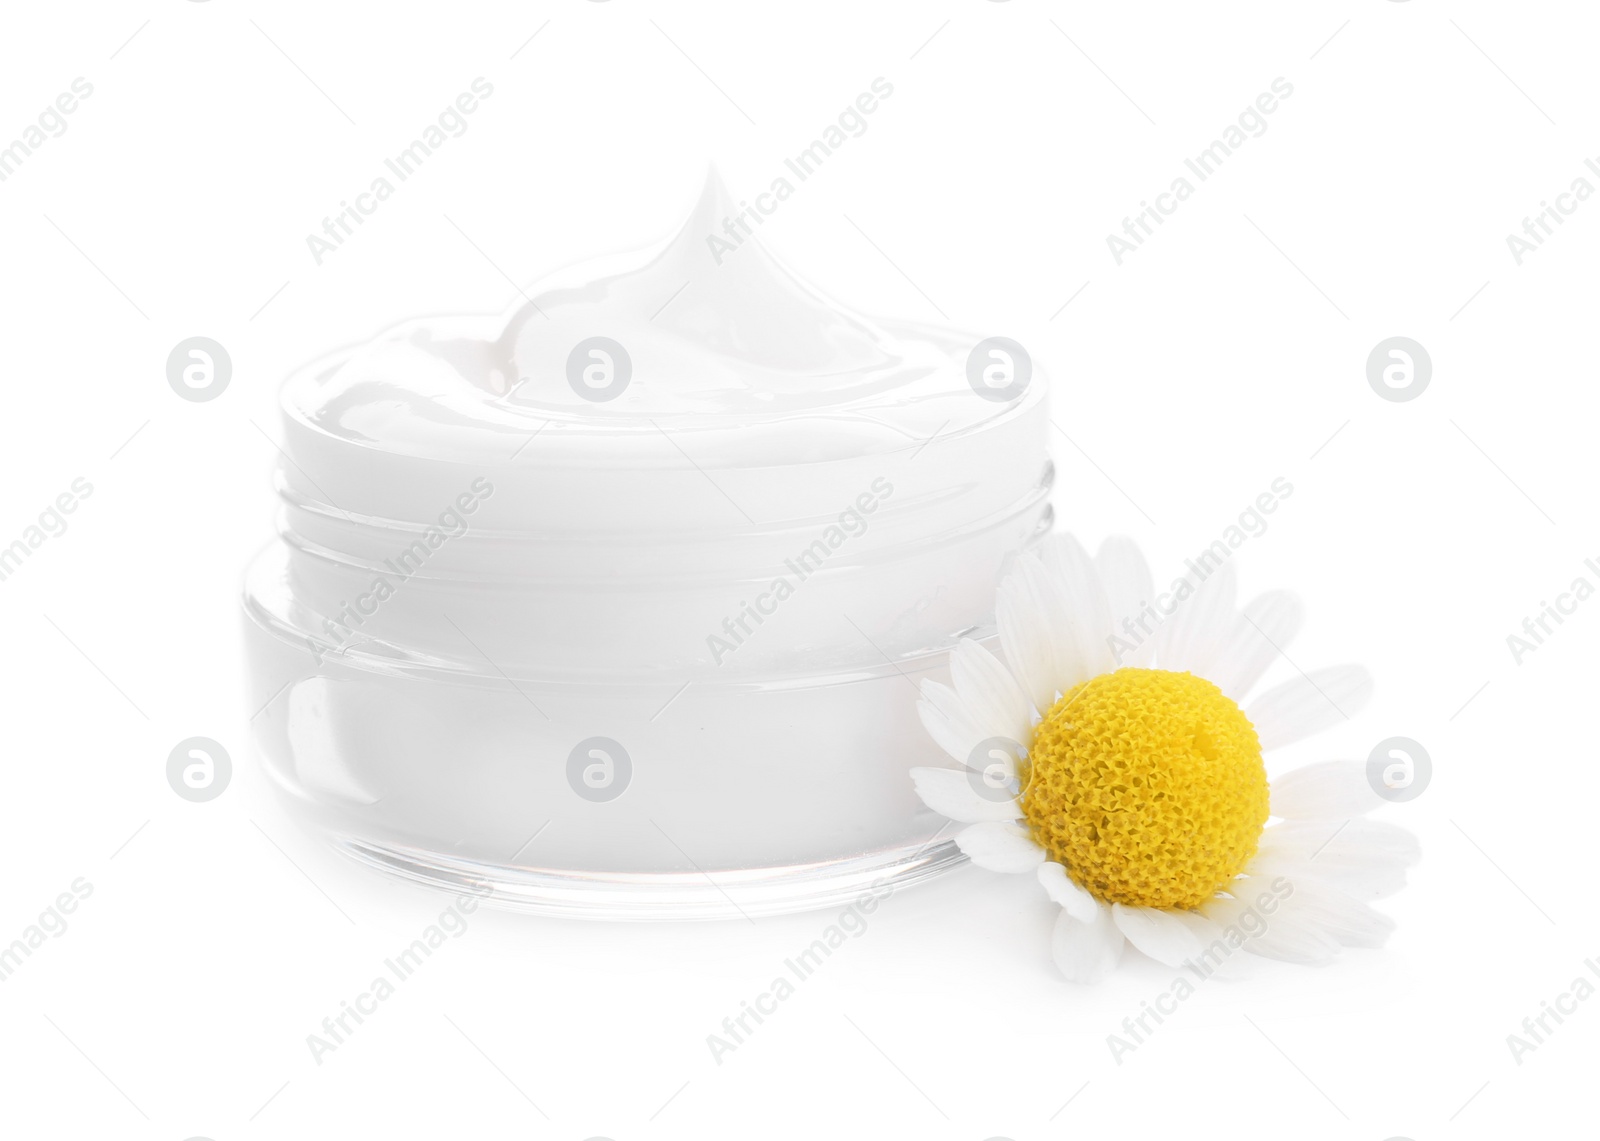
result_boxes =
[911,535,1418,983]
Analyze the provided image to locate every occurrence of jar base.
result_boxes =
[333,832,966,921]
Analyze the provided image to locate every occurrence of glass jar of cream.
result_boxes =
[243,175,1050,917]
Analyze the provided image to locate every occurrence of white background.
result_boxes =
[0,1,1592,1137]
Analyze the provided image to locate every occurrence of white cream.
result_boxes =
[244,172,1051,916]
[289,171,998,457]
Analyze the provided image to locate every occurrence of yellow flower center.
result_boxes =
[1020,667,1268,910]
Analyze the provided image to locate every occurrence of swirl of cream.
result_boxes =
[286,170,1031,465]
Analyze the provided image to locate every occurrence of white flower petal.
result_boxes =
[995,537,1115,714]
[1199,887,1341,964]
[1247,666,1374,750]
[918,677,965,723]
[1206,591,1305,701]
[1162,909,1249,976]
[915,701,963,765]
[1039,534,1115,685]
[997,557,1058,715]
[1221,871,1395,954]
[1270,761,1383,820]
[1257,818,1420,868]
[1096,536,1157,669]
[964,738,1021,787]
[1167,908,1226,943]
[1051,905,1125,983]
[917,677,1006,767]
[1239,914,1343,963]
[910,767,1021,823]
[916,688,976,766]
[1037,861,1100,922]
[1252,819,1419,902]
[1158,560,1237,676]
[1274,876,1396,949]
[954,821,1045,873]
[1246,851,1411,901]
[1111,903,1209,967]
[948,638,1034,747]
